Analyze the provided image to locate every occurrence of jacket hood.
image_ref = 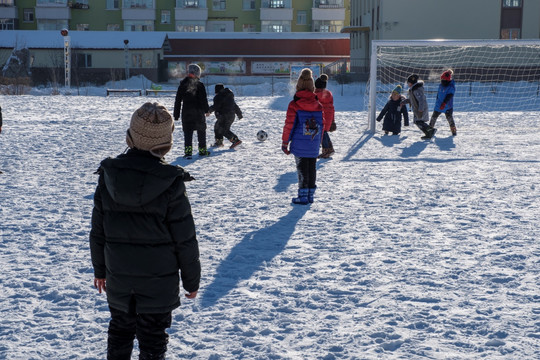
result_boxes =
[99,149,185,207]
[411,81,424,90]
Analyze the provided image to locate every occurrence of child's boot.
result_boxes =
[198,147,211,156]
[229,136,242,149]
[450,126,457,136]
[308,187,316,203]
[183,146,192,159]
[292,188,309,205]
[212,139,224,147]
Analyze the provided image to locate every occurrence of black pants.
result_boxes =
[430,108,455,128]
[184,129,207,149]
[107,299,172,360]
[214,113,238,142]
[295,156,317,189]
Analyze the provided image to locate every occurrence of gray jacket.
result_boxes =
[404,81,429,121]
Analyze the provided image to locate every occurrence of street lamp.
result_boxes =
[61,28,70,88]
[124,39,130,80]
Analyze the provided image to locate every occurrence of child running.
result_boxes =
[376,85,409,135]
[401,74,436,139]
[207,83,243,149]
[430,69,457,136]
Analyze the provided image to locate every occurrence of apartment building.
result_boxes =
[0,0,350,33]
[345,0,540,74]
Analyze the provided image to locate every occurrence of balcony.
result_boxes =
[0,2,17,20]
[260,0,292,21]
[122,0,155,21]
[175,0,207,21]
[35,1,70,20]
[312,0,345,22]
[313,0,343,9]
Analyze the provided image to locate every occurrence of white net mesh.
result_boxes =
[367,40,540,130]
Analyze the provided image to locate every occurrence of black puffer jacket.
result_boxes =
[173,76,209,132]
[209,88,243,120]
[90,149,200,313]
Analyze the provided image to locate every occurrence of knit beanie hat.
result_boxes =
[392,85,402,94]
[215,83,224,94]
[315,74,328,89]
[407,74,419,85]
[126,102,174,158]
[296,68,315,92]
[441,69,453,81]
[188,63,202,78]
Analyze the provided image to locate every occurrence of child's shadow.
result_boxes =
[376,134,407,148]
[400,140,429,158]
[200,206,309,308]
[434,136,456,151]
[170,150,226,166]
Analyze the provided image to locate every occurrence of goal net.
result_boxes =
[367,40,540,132]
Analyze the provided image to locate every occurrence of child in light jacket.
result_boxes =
[401,74,436,139]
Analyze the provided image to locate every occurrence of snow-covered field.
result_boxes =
[0,79,539,359]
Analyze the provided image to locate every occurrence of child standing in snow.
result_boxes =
[207,83,243,149]
[430,69,457,136]
[376,85,409,135]
[282,68,324,204]
[90,102,201,359]
[314,74,336,158]
[401,74,436,139]
[173,64,210,158]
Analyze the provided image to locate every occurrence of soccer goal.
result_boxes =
[367,39,540,132]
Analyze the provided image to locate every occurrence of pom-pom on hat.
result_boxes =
[441,69,454,81]
[392,85,402,94]
[296,68,315,92]
[407,74,419,85]
[215,83,224,94]
[126,102,174,158]
[315,74,329,89]
[188,63,202,78]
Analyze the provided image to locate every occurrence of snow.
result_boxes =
[1,77,539,359]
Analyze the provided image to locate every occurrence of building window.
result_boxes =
[261,20,290,32]
[212,0,226,10]
[37,19,68,30]
[123,0,154,9]
[77,23,90,31]
[132,54,143,68]
[161,10,171,24]
[296,10,306,25]
[242,23,256,32]
[502,0,522,6]
[23,8,35,22]
[313,20,344,32]
[242,0,255,10]
[180,0,201,7]
[37,0,68,5]
[76,53,92,68]
[107,23,120,31]
[176,20,205,32]
[269,0,285,8]
[124,20,154,31]
[501,28,520,39]
[0,19,15,30]
[106,0,119,9]
[0,0,15,6]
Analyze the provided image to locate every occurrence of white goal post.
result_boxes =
[367,39,540,133]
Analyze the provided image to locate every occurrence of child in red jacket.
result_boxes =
[314,74,335,158]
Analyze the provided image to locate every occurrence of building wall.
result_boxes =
[6,0,350,33]
[348,0,540,74]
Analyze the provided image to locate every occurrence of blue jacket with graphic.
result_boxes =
[434,80,455,112]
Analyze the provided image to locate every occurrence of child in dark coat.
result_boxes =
[90,102,200,359]
[207,83,243,149]
[376,85,409,135]
[281,68,324,204]
[173,64,210,158]
[430,69,457,136]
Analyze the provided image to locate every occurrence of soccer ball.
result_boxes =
[256,130,268,141]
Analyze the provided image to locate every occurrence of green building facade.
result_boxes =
[1,0,349,33]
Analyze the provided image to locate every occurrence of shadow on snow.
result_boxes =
[200,205,309,308]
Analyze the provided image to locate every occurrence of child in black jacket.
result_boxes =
[377,85,409,135]
[207,83,243,149]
